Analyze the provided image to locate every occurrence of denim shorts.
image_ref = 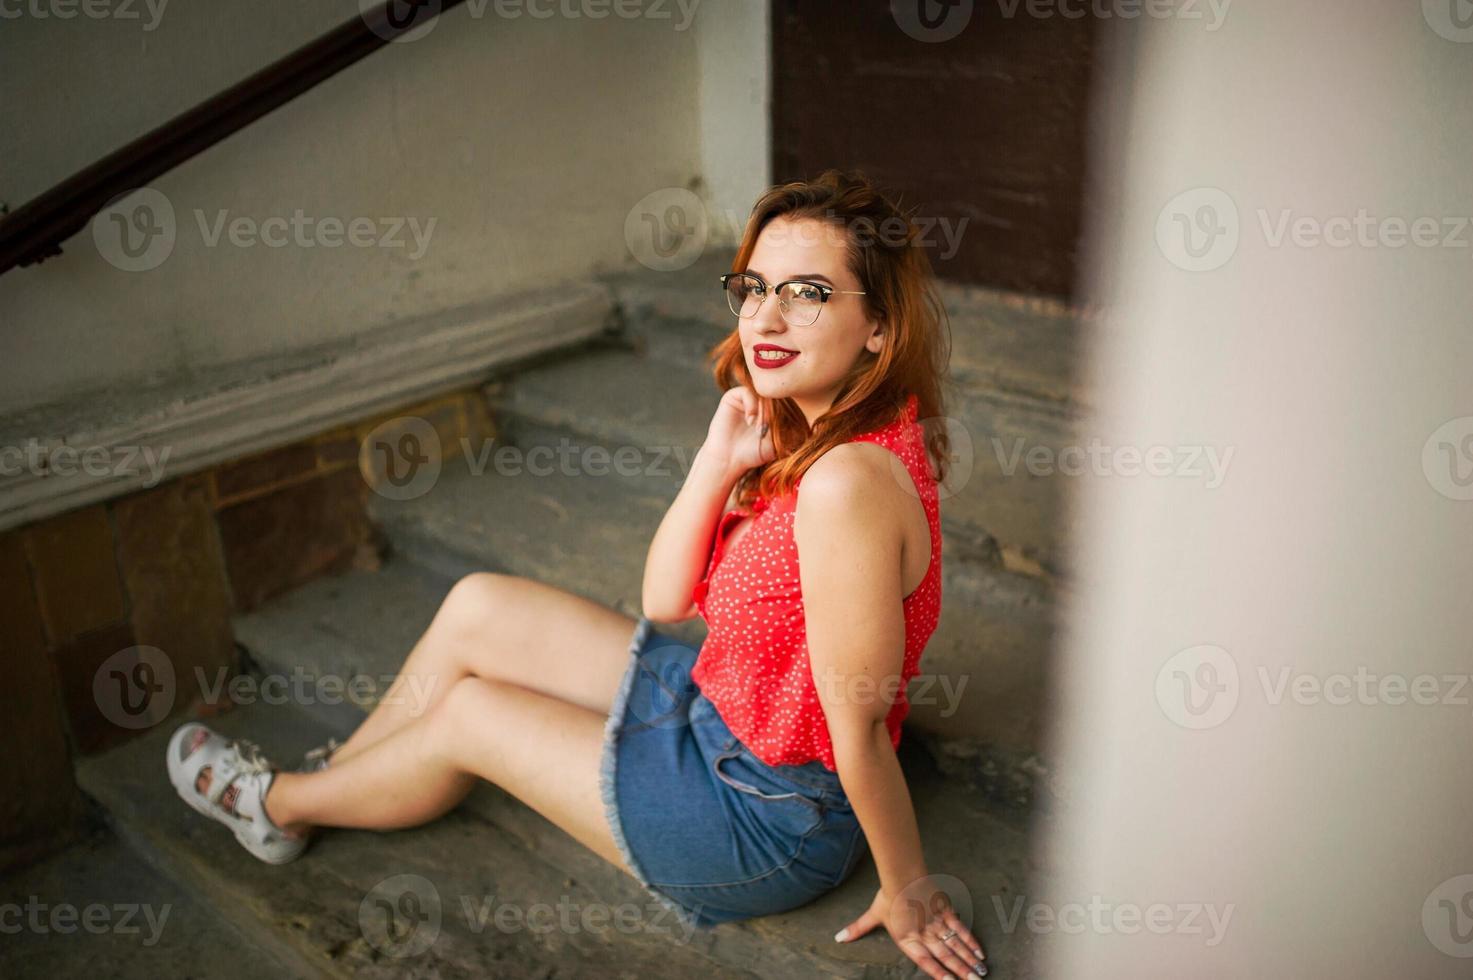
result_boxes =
[598,615,870,930]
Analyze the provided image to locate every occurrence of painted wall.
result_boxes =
[0,0,769,414]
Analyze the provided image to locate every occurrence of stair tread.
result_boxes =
[365,430,1054,753]
[491,335,1079,576]
[367,452,678,629]
[0,827,293,980]
[235,562,451,699]
[601,250,1085,406]
[41,238,1075,980]
[76,697,761,979]
[498,344,715,453]
[136,256,1071,977]
[230,563,1042,977]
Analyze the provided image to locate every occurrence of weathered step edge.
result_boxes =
[75,697,780,980]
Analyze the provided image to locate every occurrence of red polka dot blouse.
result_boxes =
[689,392,944,772]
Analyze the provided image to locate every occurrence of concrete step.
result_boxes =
[74,691,758,979]
[230,563,1045,977]
[601,252,1087,578]
[367,440,1054,758]
[488,335,1078,580]
[365,451,706,651]
[479,263,1077,777]
[232,560,461,735]
[0,824,293,979]
[602,250,1085,409]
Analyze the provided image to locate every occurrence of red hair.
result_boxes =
[707,169,953,509]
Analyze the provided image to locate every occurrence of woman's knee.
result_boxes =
[425,675,501,761]
[438,571,515,635]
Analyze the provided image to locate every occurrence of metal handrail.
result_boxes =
[0,0,465,276]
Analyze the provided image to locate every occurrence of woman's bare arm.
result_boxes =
[795,445,987,980]
[641,385,773,622]
[640,445,743,622]
[795,445,924,890]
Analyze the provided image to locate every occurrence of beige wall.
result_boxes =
[0,0,769,414]
[1041,3,1473,976]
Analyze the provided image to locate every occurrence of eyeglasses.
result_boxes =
[718,272,866,327]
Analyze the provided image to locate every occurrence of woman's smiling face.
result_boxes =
[739,216,883,425]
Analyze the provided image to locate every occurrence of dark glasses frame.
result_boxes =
[718,272,866,325]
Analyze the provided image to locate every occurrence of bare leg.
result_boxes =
[191,574,643,862]
[329,573,637,767]
[264,674,633,873]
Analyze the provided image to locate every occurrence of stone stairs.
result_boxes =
[62,254,1080,978]
[0,820,294,980]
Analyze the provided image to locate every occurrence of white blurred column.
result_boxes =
[695,0,770,243]
[1039,2,1473,977]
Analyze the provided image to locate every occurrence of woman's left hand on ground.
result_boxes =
[835,879,987,978]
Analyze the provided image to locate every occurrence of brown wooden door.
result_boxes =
[771,0,1094,299]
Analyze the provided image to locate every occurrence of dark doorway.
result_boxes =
[771,0,1094,299]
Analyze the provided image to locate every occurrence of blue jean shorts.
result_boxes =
[598,615,870,930]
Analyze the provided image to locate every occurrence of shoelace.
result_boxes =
[230,737,275,776]
[303,737,343,766]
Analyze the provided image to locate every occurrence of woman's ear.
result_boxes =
[864,319,885,354]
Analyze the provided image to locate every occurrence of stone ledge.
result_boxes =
[0,281,617,534]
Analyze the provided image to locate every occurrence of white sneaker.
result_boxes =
[165,723,309,865]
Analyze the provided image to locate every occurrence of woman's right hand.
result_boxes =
[703,385,777,478]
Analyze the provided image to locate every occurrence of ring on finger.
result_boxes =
[939,928,958,942]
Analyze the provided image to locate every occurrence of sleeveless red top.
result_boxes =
[689,392,943,772]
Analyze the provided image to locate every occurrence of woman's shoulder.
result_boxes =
[789,394,935,509]
[806,439,896,480]
[794,442,910,524]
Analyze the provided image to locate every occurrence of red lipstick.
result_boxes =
[752,343,799,369]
